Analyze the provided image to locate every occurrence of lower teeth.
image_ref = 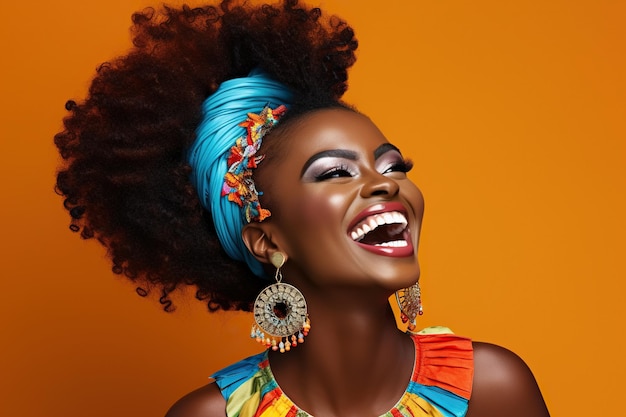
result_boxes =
[375,240,408,248]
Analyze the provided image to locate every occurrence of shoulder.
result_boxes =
[467,342,550,417]
[164,382,226,417]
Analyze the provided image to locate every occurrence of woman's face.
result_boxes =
[256,108,424,292]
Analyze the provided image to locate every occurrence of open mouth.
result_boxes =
[347,203,414,257]
[349,211,409,248]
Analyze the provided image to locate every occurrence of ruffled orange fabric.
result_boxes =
[413,333,473,400]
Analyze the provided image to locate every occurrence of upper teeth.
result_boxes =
[350,211,408,241]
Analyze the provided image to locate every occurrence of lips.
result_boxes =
[347,202,414,257]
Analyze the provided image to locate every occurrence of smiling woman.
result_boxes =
[53,1,550,416]
[250,109,425,293]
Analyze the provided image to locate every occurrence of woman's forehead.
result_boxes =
[272,108,392,160]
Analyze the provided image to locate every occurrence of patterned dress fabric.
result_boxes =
[211,328,474,417]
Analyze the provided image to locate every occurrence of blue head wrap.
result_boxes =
[188,69,293,278]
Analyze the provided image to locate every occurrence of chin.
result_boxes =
[375,266,421,292]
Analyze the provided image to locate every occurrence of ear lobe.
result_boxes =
[241,222,278,265]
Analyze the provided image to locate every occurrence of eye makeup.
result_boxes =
[300,149,358,178]
[376,151,413,175]
[301,158,359,182]
[300,143,411,182]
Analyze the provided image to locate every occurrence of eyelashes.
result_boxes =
[384,158,413,174]
[314,164,357,181]
[313,158,413,182]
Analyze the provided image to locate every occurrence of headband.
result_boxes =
[188,68,292,278]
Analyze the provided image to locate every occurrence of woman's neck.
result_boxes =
[267,284,415,417]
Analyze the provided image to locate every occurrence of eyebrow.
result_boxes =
[300,149,358,176]
[374,143,401,159]
[300,143,403,177]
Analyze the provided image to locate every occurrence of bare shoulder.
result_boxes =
[466,342,550,417]
[164,381,226,417]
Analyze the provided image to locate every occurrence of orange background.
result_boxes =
[1,1,624,416]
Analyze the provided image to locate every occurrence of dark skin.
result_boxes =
[166,109,550,417]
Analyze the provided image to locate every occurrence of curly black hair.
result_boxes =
[54,0,358,312]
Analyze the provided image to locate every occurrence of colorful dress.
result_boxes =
[211,327,473,417]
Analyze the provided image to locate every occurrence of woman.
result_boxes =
[55,1,550,416]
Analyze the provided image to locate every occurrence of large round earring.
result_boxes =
[251,252,310,353]
[395,282,423,332]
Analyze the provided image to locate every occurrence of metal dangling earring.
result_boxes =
[395,282,423,332]
[251,252,310,353]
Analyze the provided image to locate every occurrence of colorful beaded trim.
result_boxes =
[222,104,287,223]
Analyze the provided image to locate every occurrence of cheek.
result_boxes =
[403,181,425,219]
[283,187,356,278]
[294,187,349,231]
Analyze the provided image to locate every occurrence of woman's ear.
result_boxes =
[241,222,281,265]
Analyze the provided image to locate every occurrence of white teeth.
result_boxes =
[351,224,369,242]
[349,211,409,243]
[375,240,408,247]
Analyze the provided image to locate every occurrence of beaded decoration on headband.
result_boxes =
[222,104,288,223]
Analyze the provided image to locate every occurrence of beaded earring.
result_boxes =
[395,282,423,332]
[251,252,310,353]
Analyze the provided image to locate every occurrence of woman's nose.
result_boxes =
[359,171,400,199]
